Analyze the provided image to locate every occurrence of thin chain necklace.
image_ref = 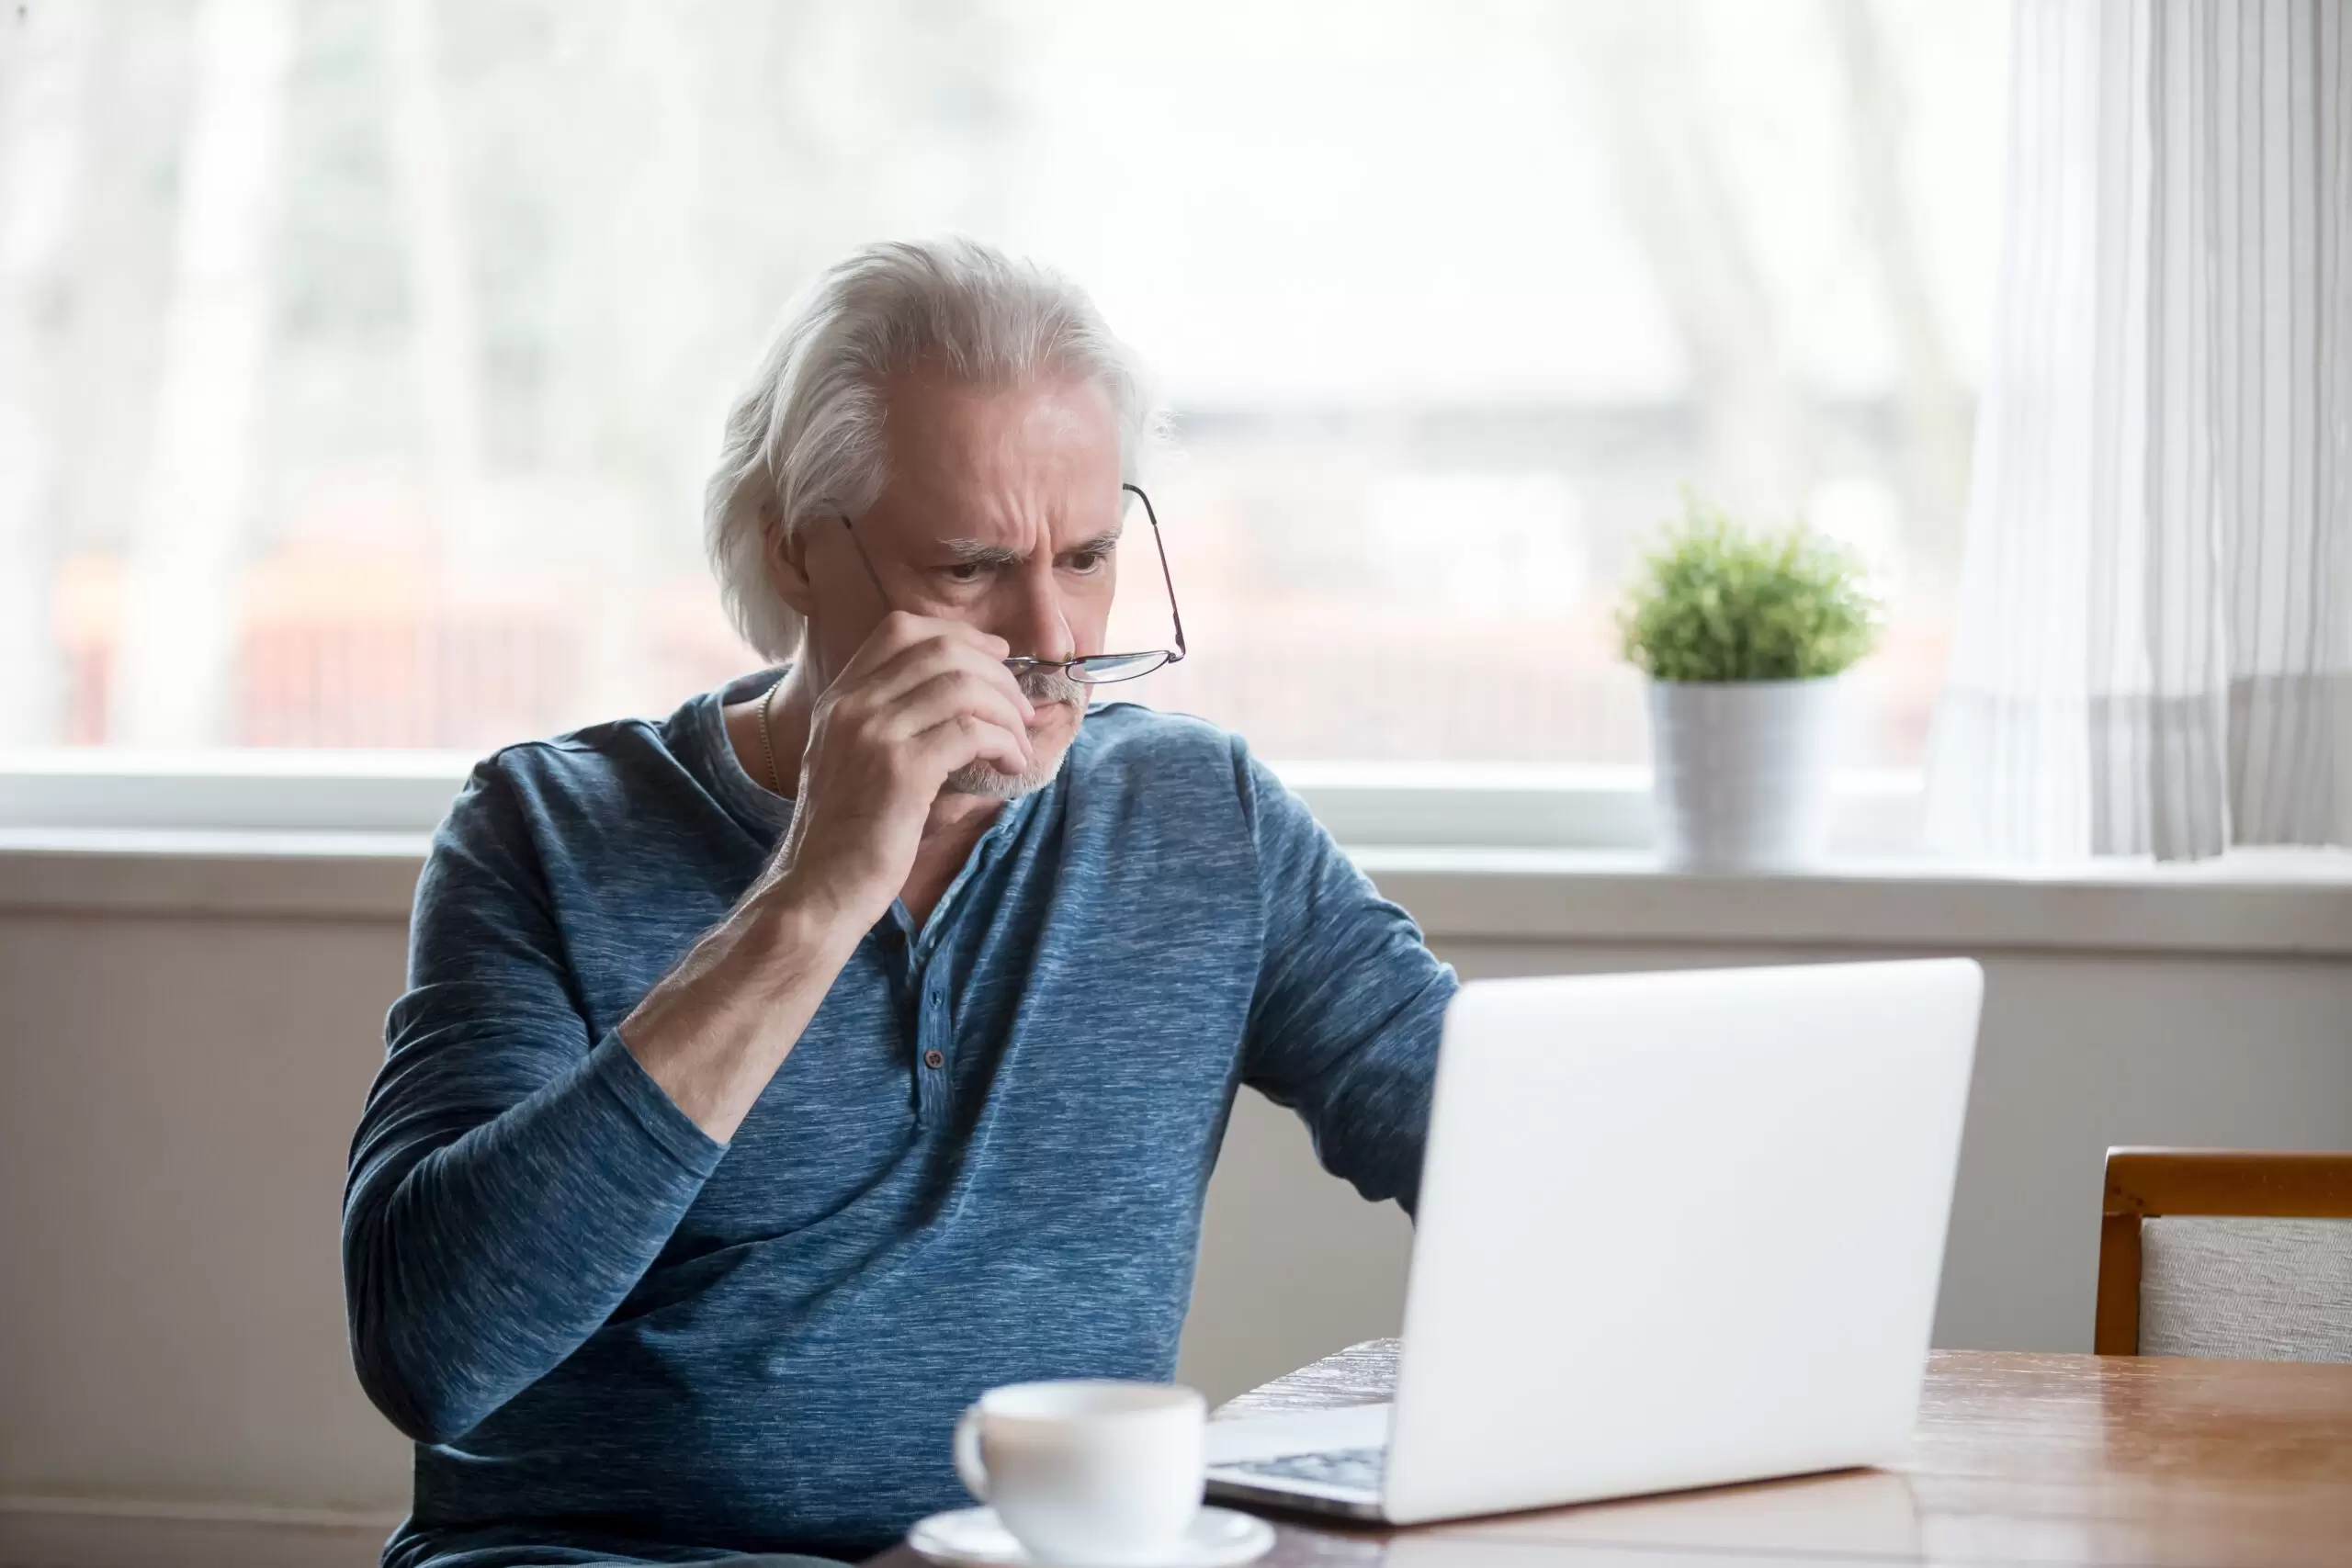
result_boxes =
[756,673,786,795]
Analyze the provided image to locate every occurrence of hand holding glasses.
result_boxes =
[837,482,1187,684]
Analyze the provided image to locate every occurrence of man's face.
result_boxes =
[798,370,1125,795]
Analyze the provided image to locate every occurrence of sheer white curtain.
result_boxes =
[1927,0,2351,860]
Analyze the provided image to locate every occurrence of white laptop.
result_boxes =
[1204,958,1983,1525]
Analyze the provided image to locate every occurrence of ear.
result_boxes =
[763,503,819,621]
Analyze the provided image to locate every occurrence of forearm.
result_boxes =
[612,616,1035,1141]
[345,882,865,1443]
[345,1030,726,1443]
[1237,737,1455,1215]
[616,874,867,1144]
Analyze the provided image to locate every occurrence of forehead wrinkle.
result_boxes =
[883,370,1119,506]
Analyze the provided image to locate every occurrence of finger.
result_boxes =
[909,711,1033,783]
[829,612,928,689]
[836,615,1018,699]
[821,654,1035,768]
[837,612,1012,686]
[848,632,1036,722]
[873,672,1036,766]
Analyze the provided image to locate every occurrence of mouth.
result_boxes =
[1027,698,1079,726]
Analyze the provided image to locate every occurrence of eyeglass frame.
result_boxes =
[835,481,1188,684]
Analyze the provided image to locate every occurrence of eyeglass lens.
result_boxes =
[1011,650,1172,684]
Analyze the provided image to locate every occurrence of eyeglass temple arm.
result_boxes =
[838,515,897,613]
[1124,482,1186,661]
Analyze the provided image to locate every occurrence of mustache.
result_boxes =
[1014,666,1087,706]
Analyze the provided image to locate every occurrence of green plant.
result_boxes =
[1617,494,1880,682]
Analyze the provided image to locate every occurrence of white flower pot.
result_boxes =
[1645,676,1840,872]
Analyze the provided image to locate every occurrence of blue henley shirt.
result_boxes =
[343,666,1456,1567]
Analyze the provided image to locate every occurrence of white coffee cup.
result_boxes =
[953,1380,1205,1565]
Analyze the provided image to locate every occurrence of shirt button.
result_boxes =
[923,1049,945,1069]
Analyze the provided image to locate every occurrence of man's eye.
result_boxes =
[944,562,986,583]
[1066,550,1108,573]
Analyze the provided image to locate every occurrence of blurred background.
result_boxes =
[0,0,2007,765]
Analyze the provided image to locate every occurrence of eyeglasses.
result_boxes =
[837,482,1188,684]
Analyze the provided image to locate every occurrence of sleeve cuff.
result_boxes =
[584,1027,729,1177]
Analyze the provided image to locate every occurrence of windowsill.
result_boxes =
[0,829,430,920]
[1348,846,2352,955]
[3,827,2347,957]
[0,754,1922,848]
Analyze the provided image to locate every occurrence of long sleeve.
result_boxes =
[342,757,727,1446]
[1233,741,1457,1214]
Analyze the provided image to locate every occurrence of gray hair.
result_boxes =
[705,237,1161,660]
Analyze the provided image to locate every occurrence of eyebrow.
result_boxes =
[938,530,1123,569]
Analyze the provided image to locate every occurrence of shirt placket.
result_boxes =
[899,795,1033,1128]
[910,959,952,1125]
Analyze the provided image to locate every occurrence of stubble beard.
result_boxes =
[943,667,1089,800]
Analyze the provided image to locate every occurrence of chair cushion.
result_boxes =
[2140,1215,2352,1362]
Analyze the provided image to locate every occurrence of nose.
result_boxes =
[1000,558,1076,666]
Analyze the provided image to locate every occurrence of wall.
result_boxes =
[3,847,2349,1562]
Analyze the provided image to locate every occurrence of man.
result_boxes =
[344,237,1455,1568]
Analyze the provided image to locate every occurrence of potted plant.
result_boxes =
[1617,495,1880,871]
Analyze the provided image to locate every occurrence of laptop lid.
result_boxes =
[1381,958,1982,1524]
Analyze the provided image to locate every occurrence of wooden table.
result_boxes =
[874,1341,2352,1568]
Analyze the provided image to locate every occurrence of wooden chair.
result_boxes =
[2097,1147,2352,1359]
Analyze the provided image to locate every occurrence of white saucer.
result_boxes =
[906,1505,1274,1568]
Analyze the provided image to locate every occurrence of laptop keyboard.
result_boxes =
[1223,1445,1387,1494]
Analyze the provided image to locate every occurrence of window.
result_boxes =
[2,0,2007,770]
